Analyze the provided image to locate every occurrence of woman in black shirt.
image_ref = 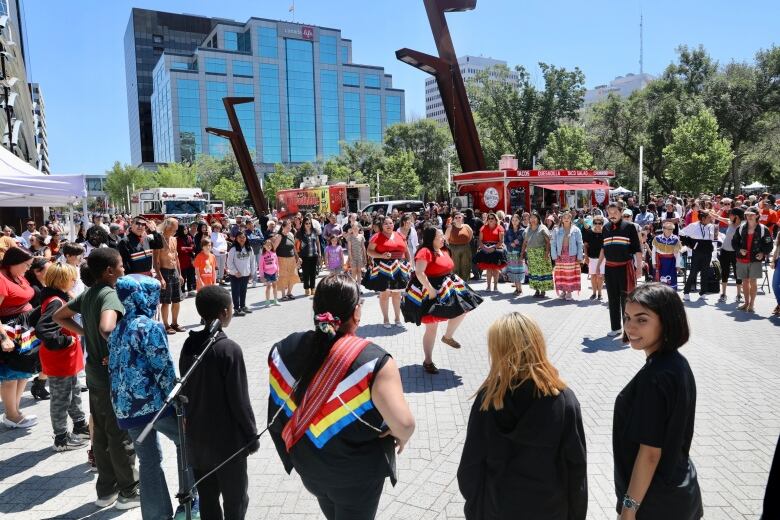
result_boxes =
[613,283,702,519]
[296,217,321,297]
[582,216,605,300]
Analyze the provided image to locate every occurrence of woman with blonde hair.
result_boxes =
[457,312,587,520]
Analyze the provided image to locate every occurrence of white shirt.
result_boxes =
[680,222,715,241]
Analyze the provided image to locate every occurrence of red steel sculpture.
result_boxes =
[205,97,269,215]
[396,0,486,172]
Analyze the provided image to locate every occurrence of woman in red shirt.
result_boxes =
[474,213,508,292]
[0,247,37,428]
[176,224,196,296]
[365,216,412,328]
[402,227,483,374]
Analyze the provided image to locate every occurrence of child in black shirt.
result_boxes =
[179,285,258,520]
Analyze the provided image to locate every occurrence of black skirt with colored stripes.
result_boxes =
[401,273,483,326]
[362,258,412,292]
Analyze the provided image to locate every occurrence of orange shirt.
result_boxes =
[193,251,217,290]
[759,208,777,233]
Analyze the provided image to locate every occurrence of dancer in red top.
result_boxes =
[364,217,412,328]
[473,213,507,292]
[402,227,483,374]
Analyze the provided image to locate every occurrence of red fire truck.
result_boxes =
[275,183,370,217]
[131,188,226,224]
[453,156,614,214]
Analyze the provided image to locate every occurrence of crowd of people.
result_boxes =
[0,187,778,520]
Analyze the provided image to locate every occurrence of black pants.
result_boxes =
[183,266,197,292]
[89,386,138,498]
[605,265,628,331]
[718,250,742,286]
[684,252,710,295]
[301,256,319,289]
[230,275,249,309]
[300,476,385,520]
[194,457,249,520]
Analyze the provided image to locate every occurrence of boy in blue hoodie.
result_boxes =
[108,274,199,519]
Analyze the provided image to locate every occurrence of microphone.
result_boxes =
[208,319,222,335]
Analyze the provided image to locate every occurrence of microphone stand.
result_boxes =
[136,320,222,520]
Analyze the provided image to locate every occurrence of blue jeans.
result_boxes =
[773,259,780,305]
[127,414,194,520]
[231,275,249,309]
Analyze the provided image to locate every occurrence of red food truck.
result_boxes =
[452,156,614,214]
[275,183,370,217]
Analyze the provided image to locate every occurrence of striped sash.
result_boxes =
[281,334,369,451]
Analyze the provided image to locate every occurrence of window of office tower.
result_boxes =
[365,94,381,142]
[206,81,229,156]
[176,79,202,163]
[320,35,337,64]
[234,83,256,153]
[286,39,316,162]
[320,70,339,158]
[260,64,282,163]
[259,27,278,58]
[225,31,238,51]
[344,92,361,143]
[386,96,401,127]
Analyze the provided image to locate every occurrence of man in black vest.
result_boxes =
[597,203,643,336]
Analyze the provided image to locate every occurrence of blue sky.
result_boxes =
[22,0,779,174]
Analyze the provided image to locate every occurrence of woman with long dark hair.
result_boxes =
[473,212,507,292]
[296,217,322,297]
[614,283,702,519]
[226,231,253,316]
[402,227,483,374]
[504,214,526,295]
[25,257,52,400]
[176,224,196,296]
[192,222,209,259]
[276,219,302,300]
[364,216,412,328]
[521,211,553,298]
[0,247,38,427]
[268,273,415,520]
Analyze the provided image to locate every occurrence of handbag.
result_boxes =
[0,307,42,373]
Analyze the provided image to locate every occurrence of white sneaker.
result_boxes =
[115,490,141,510]
[2,414,38,428]
[683,294,691,301]
[95,492,119,508]
[607,330,621,337]
[394,320,404,328]
[383,323,392,329]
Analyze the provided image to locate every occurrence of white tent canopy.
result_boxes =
[0,144,87,207]
[610,186,633,194]
[743,181,767,191]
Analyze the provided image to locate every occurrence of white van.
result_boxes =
[361,200,425,215]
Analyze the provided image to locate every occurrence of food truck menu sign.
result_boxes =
[516,170,615,178]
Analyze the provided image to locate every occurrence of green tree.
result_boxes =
[335,141,384,184]
[704,46,780,190]
[663,109,734,193]
[374,152,421,199]
[264,163,296,206]
[383,120,453,199]
[539,124,594,169]
[195,152,241,194]
[211,177,246,207]
[155,162,197,188]
[468,63,586,169]
[104,162,157,211]
[323,158,351,183]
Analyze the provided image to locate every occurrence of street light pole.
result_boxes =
[639,145,644,203]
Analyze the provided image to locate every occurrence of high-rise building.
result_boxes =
[28,82,48,173]
[147,15,404,171]
[0,0,39,169]
[124,9,219,166]
[583,72,654,108]
[425,55,517,124]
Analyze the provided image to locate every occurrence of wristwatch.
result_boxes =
[622,494,641,511]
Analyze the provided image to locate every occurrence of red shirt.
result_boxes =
[38,295,84,377]
[0,271,34,317]
[415,248,454,277]
[759,208,777,233]
[481,224,502,243]
[737,232,754,264]
[370,231,408,255]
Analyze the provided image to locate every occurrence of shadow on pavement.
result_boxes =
[725,309,771,322]
[0,446,57,479]
[356,324,406,337]
[42,502,128,520]
[0,464,94,514]
[581,336,630,354]
[0,425,32,445]
[399,364,463,393]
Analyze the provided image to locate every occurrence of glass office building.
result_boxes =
[149,17,405,171]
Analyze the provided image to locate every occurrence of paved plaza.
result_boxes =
[1,275,778,519]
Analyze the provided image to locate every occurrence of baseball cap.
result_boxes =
[622,209,633,217]
[744,206,758,215]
